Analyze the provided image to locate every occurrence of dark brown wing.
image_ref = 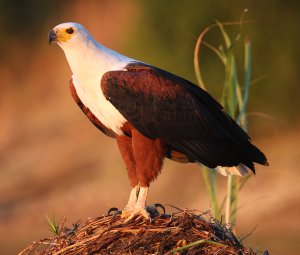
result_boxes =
[101,62,268,170]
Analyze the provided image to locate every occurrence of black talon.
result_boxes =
[154,203,166,215]
[107,207,121,217]
[145,203,166,219]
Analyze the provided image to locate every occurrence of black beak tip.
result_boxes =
[48,29,57,45]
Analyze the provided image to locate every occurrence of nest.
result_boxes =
[19,209,256,255]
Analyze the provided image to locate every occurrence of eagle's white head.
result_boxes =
[48,22,132,67]
[48,22,95,49]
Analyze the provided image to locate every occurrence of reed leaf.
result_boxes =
[194,19,255,228]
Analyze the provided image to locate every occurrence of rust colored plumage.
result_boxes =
[70,79,165,187]
[117,128,164,187]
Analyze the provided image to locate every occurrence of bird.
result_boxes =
[48,22,268,219]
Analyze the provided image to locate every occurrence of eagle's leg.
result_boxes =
[117,128,164,220]
[134,186,149,217]
[108,186,141,218]
[121,186,150,220]
[124,186,138,210]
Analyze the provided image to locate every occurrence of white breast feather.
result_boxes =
[64,41,134,134]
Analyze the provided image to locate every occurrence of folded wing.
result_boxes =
[101,62,268,172]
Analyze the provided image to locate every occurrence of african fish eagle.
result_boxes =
[48,22,268,219]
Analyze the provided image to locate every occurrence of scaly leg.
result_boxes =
[121,186,150,220]
[134,186,149,218]
[124,186,138,209]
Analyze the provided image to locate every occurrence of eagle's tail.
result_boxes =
[196,162,250,176]
[214,164,249,176]
[169,137,268,176]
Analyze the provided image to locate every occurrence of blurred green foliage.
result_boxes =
[0,0,299,123]
[125,0,300,125]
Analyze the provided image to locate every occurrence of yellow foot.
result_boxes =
[121,206,150,221]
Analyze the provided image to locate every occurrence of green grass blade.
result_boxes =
[225,175,233,227]
[45,214,60,236]
[231,57,239,117]
[202,41,226,64]
[167,239,228,254]
[237,38,252,127]
[215,20,232,49]
[201,167,213,199]
[201,166,220,220]
[194,25,213,90]
[210,170,220,220]
[231,177,239,225]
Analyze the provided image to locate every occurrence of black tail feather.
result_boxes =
[167,137,267,173]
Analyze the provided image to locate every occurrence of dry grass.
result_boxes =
[19,210,256,255]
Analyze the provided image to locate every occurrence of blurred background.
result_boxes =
[0,0,299,254]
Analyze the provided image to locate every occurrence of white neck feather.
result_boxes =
[63,39,131,78]
[59,38,133,134]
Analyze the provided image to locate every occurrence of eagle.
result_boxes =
[48,22,268,219]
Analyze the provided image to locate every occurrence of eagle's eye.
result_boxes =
[66,28,74,34]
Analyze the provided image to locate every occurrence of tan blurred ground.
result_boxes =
[0,1,299,255]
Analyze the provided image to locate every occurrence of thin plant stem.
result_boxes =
[225,175,233,228]
[194,20,253,90]
[194,19,255,227]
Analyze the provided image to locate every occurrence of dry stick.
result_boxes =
[52,234,101,255]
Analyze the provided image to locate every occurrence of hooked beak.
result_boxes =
[48,29,57,44]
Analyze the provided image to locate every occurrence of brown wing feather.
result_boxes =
[101,63,268,170]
